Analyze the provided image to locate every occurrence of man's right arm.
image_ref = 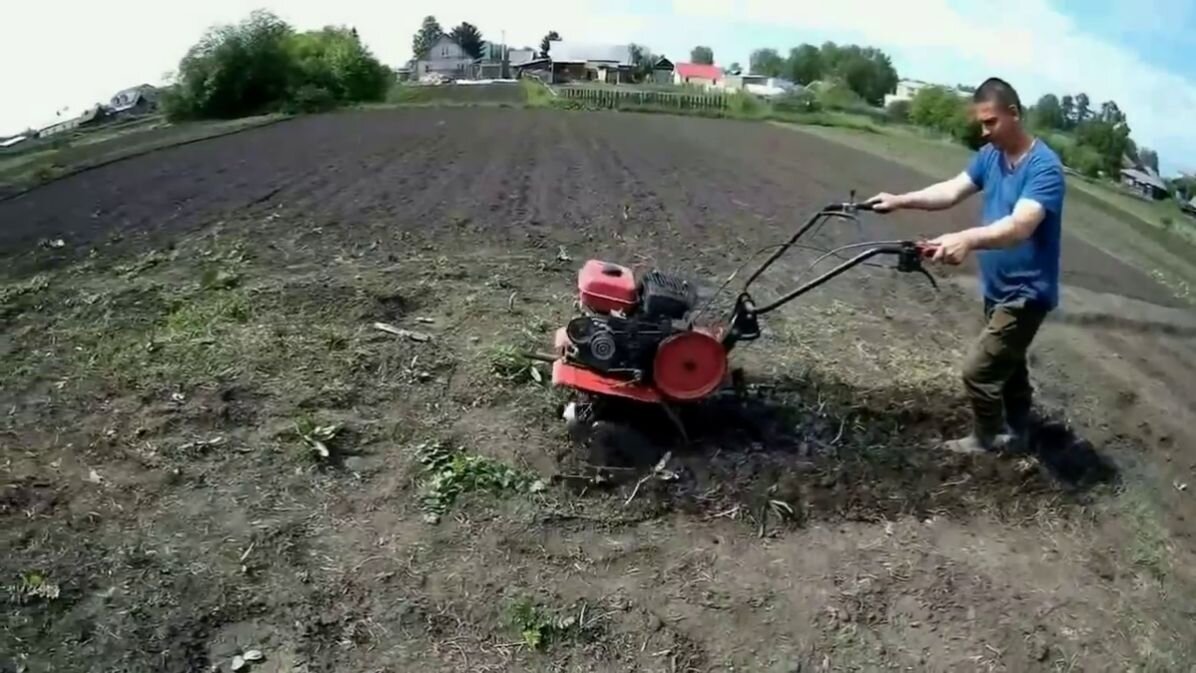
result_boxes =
[867,171,980,212]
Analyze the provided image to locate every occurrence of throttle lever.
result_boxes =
[897,241,940,291]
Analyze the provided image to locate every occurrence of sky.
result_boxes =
[2,0,1193,175]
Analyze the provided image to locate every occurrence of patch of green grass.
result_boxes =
[6,571,61,605]
[487,344,545,384]
[1116,487,1171,580]
[506,596,585,650]
[521,79,553,107]
[293,416,342,461]
[0,274,52,319]
[415,441,543,521]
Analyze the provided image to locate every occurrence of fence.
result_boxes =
[558,86,728,111]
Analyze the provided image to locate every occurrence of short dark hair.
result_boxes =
[973,77,1023,115]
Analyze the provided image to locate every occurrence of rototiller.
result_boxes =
[545,199,940,444]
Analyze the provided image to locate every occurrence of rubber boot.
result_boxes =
[942,423,1021,455]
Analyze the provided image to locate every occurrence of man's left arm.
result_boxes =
[931,159,1063,264]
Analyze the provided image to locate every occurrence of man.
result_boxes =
[867,77,1066,454]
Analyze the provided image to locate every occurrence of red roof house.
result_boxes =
[674,63,724,88]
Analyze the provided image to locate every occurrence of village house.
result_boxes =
[413,35,474,81]
[674,63,724,90]
[514,42,635,84]
[1120,167,1169,201]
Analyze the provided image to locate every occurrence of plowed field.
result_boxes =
[3,108,1195,672]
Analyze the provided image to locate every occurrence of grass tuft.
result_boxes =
[415,441,543,521]
[506,596,585,650]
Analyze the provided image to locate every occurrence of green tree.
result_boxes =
[288,27,390,105]
[1139,147,1160,173]
[163,10,296,120]
[540,30,560,58]
[749,48,784,77]
[1075,92,1091,123]
[448,22,485,60]
[1031,94,1063,130]
[412,15,443,59]
[629,44,656,81]
[163,11,390,120]
[786,44,822,84]
[1099,100,1125,124]
[886,99,911,122]
[908,85,978,145]
[833,46,897,105]
[1060,94,1075,129]
[690,46,714,65]
[1075,119,1133,176]
[781,42,896,104]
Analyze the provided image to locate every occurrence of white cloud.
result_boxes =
[673,0,1196,174]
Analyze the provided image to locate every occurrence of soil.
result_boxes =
[2,107,1194,672]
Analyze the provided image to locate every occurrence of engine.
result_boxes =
[563,261,698,379]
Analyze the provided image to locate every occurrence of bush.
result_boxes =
[772,89,821,114]
[907,84,981,146]
[727,92,766,118]
[886,99,910,123]
[284,85,337,113]
[812,78,866,111]
[163,10,390,121]
[1063,144,1104,178]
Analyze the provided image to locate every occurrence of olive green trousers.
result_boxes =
[961,299,1048,437]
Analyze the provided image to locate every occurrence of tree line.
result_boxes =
[1025,92,1157,178]
[164,10,390,120]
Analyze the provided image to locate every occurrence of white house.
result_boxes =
[413,35,474,81]
[884,79,969,107]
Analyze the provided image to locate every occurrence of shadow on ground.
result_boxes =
[562,369,1121,527]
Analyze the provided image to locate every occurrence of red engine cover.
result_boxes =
[578,260,637,314]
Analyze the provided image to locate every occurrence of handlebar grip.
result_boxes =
[854,201,875,212]
[915,242,940,258]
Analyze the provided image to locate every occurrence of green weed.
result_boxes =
[506,596,583,650]
[487,344,544,384]
[415,441,543,521]
[7,571,60,605]
[294,416,342,461]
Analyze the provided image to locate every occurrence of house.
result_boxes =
[472,45,537,80]
[745,78,800,98]
[883,78,968,106]
[721,73,768,92]
[1120,167,1169,201]
[548,42,635,84]
[38,104,108,137]
[1182,196,1196,217]
[109,84,159,117]
[650,56,674,85]
[674,63,724,89]
[414,35,474,81]
[0,135,28,149]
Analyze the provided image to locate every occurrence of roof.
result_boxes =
[549,42,632,65]
[653,56,674,70]
[417,34,461,58]
[507,48,537,66]
[1120,168,1168,191]
[0,135,27,148]
[675,63,724,80]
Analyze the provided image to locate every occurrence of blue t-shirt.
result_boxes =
[965,140,1066,310]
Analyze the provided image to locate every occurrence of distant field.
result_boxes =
[788,122,1196,302]
[0,115,285,199]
